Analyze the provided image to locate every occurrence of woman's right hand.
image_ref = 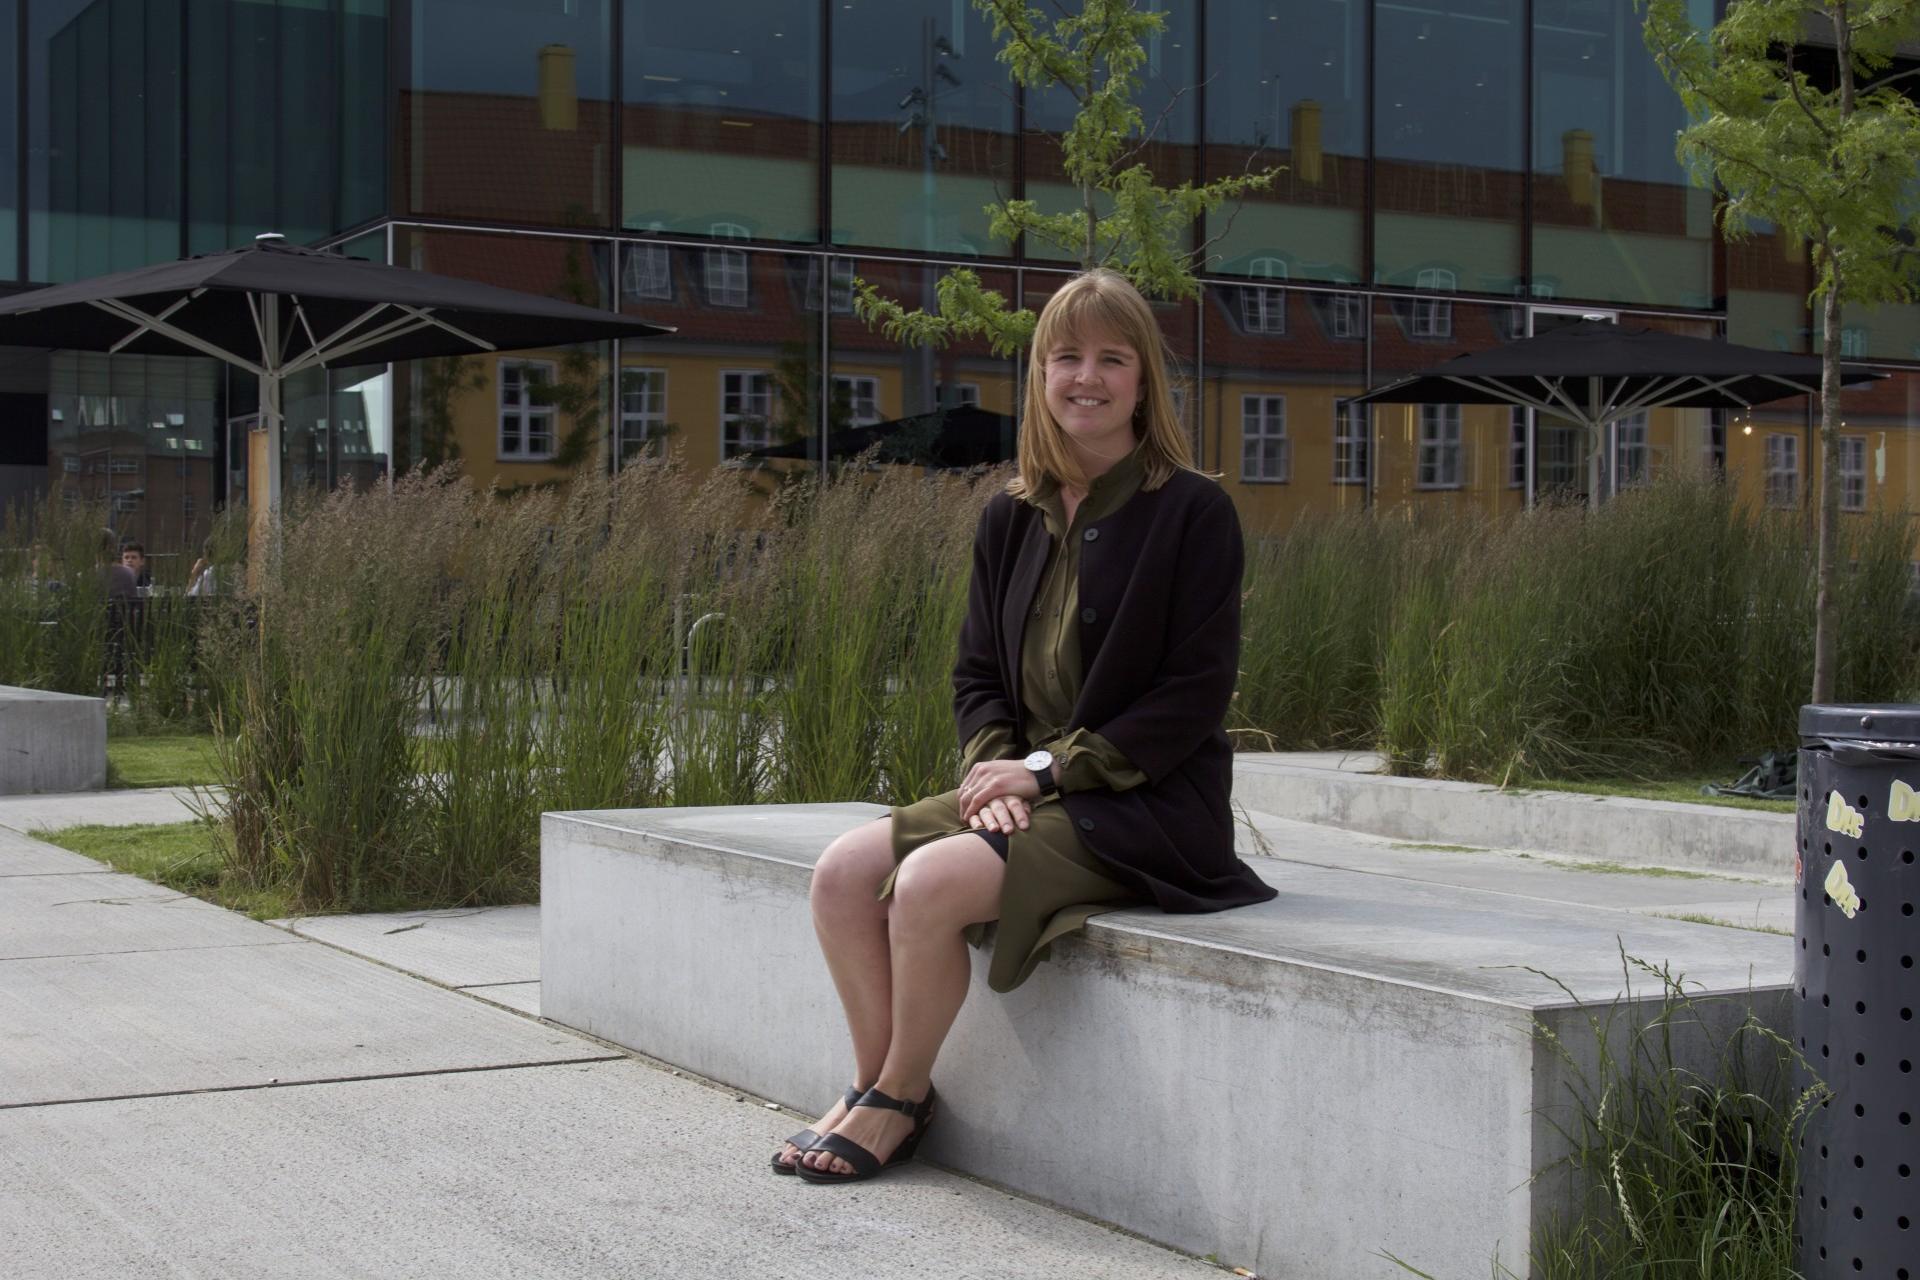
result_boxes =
[968,794,1031,834]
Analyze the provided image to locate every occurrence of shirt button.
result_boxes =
[1083,528,1100,542]
[1080,607,1097,624]
[1077,817,1096,832]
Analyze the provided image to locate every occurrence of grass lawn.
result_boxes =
[105,732,223,790]
[36,821,295,920]
[1528,775,1795,813]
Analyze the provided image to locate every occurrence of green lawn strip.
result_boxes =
[1389,842,1488,854]
[1524,775,1794,813]
[1653,911,1792,936]
[105,733,224,790]
[35,820,295,920]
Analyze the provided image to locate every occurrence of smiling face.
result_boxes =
[1041,327,1144,468]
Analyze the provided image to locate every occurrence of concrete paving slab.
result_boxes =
[0,869,292,961]
[0,827,110,876]
[0,1059,1226,1280]
[0,785,211,833]
[0,684,105,794]
[271,905,539,989]
[0,943,610,1108]
[459,981,541,1016]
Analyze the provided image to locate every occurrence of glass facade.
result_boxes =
[1,0,1917,550]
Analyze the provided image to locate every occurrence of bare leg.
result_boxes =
[774,818,895,1169]
[805,832,1003,1174]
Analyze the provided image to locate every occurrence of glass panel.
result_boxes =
[392,228,612,483]
[1205,273,1374,758]
[830,0,1013,256]
[402,0,609,226]
[1022,1,1196,266]
[0,1,18,279]
[1726,217,1812,353]
[1373,0,1524,296]
[623,0,820,243]
[1369,298,1523,513]
[331,362,392,489]
[1530,0,1712,307]
[29,0,182,282]
[1203,0,1365,285]
[47,352,221,559]
[187,0,391,256]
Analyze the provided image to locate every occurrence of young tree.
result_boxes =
[854,0,1280,357]
[1639,0,1920,703]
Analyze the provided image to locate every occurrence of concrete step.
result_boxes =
[541,802,1791,1280]
[0,685,105,795]
[1233,753,1793,879]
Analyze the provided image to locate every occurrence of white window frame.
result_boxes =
[705,222,750,308]
[498,358,558,461]
[1764,433,1799,508]
[720,369,775,461]
[1333,401,1368,486]
[832,374,883,427]
[1508,406,1528,488]
[1412,267,1455,338]
[1239,257,1288,335]
[1240,394,1289,483]
[1703,409,1727,475]
[1840,434,1867,513]
[807,257,856,314]
[1416,403,1464,489]
[620,367,668,462]
[621,241,672,301]
[1613,411,1649,490]
[1329,290,1366,339]
[1839,327,1869,358]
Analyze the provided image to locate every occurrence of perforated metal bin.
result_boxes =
[1795,704,1920,1278]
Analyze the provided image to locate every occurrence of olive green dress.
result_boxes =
[882,448,1152,993]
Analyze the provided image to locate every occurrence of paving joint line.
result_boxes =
[0,1054,629,1112]
[1,938,306,964]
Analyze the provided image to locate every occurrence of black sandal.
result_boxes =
[795,1085,937,1185]
[770,1084,864,1176]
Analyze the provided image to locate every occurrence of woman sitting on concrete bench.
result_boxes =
[773,269,1277,1185]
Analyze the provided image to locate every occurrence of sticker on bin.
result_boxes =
[1825,790,1864,838]
[1889,778,1920,822]
[1823,860,1861,919]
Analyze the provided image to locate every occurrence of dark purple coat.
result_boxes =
[954,470,1278,913]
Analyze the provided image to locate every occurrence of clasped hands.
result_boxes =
[957,759,1042,835]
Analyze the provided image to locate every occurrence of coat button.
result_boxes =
[1077,817,1095,832]
[1080,607,1097,624]
[1083,527,1100,542]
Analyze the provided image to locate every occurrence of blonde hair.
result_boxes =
[1009,269,1199,498]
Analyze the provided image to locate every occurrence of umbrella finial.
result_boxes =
[255,232,286,246]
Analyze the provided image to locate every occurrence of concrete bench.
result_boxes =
[0,685,106,795]
[541,803,1790,1280]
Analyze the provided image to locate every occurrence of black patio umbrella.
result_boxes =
[1348,317,1883,421]
[0,234,674,508]
[1344,317,1884,502]
[752,403,1018,469]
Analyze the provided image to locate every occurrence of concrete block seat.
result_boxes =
[541,803,1790,1280]
[0,685,106,795]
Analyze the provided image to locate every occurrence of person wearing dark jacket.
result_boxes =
[774,269,1276,1186]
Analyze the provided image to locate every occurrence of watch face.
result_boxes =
[1024,749,1054,772]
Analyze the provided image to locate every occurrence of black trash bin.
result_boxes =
[1795,704,1920,1277]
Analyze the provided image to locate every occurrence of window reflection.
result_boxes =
[623,0,820,243]
[831,0,1012,255]
[1373,0,1524,295]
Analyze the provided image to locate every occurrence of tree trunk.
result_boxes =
[1811,276,1843,705]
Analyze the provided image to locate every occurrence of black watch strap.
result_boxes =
[1035,764,1059,797]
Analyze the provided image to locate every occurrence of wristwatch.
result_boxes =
[1024,748,1059,797]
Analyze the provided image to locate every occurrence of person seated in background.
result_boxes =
[120,541,152,596]
[187,539,218,597]
[101,529,137,601]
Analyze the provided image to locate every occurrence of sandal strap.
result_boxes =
[809,1132,883,1178]
[852,1085,928,1118]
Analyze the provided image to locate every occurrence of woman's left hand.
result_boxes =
[958,759,1040,821]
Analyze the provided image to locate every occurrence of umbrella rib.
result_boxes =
[393,304,497,351]
[89,299,265,375]
[1438,374,1565,417]
[281,311,440,373]
[288,302,400,368]
[106,288,206,354]
[246,294,272,372]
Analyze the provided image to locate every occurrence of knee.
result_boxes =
[887,860,961,933]
[810,831,886,913]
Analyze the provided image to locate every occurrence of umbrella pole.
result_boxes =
[246,302,284,592]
